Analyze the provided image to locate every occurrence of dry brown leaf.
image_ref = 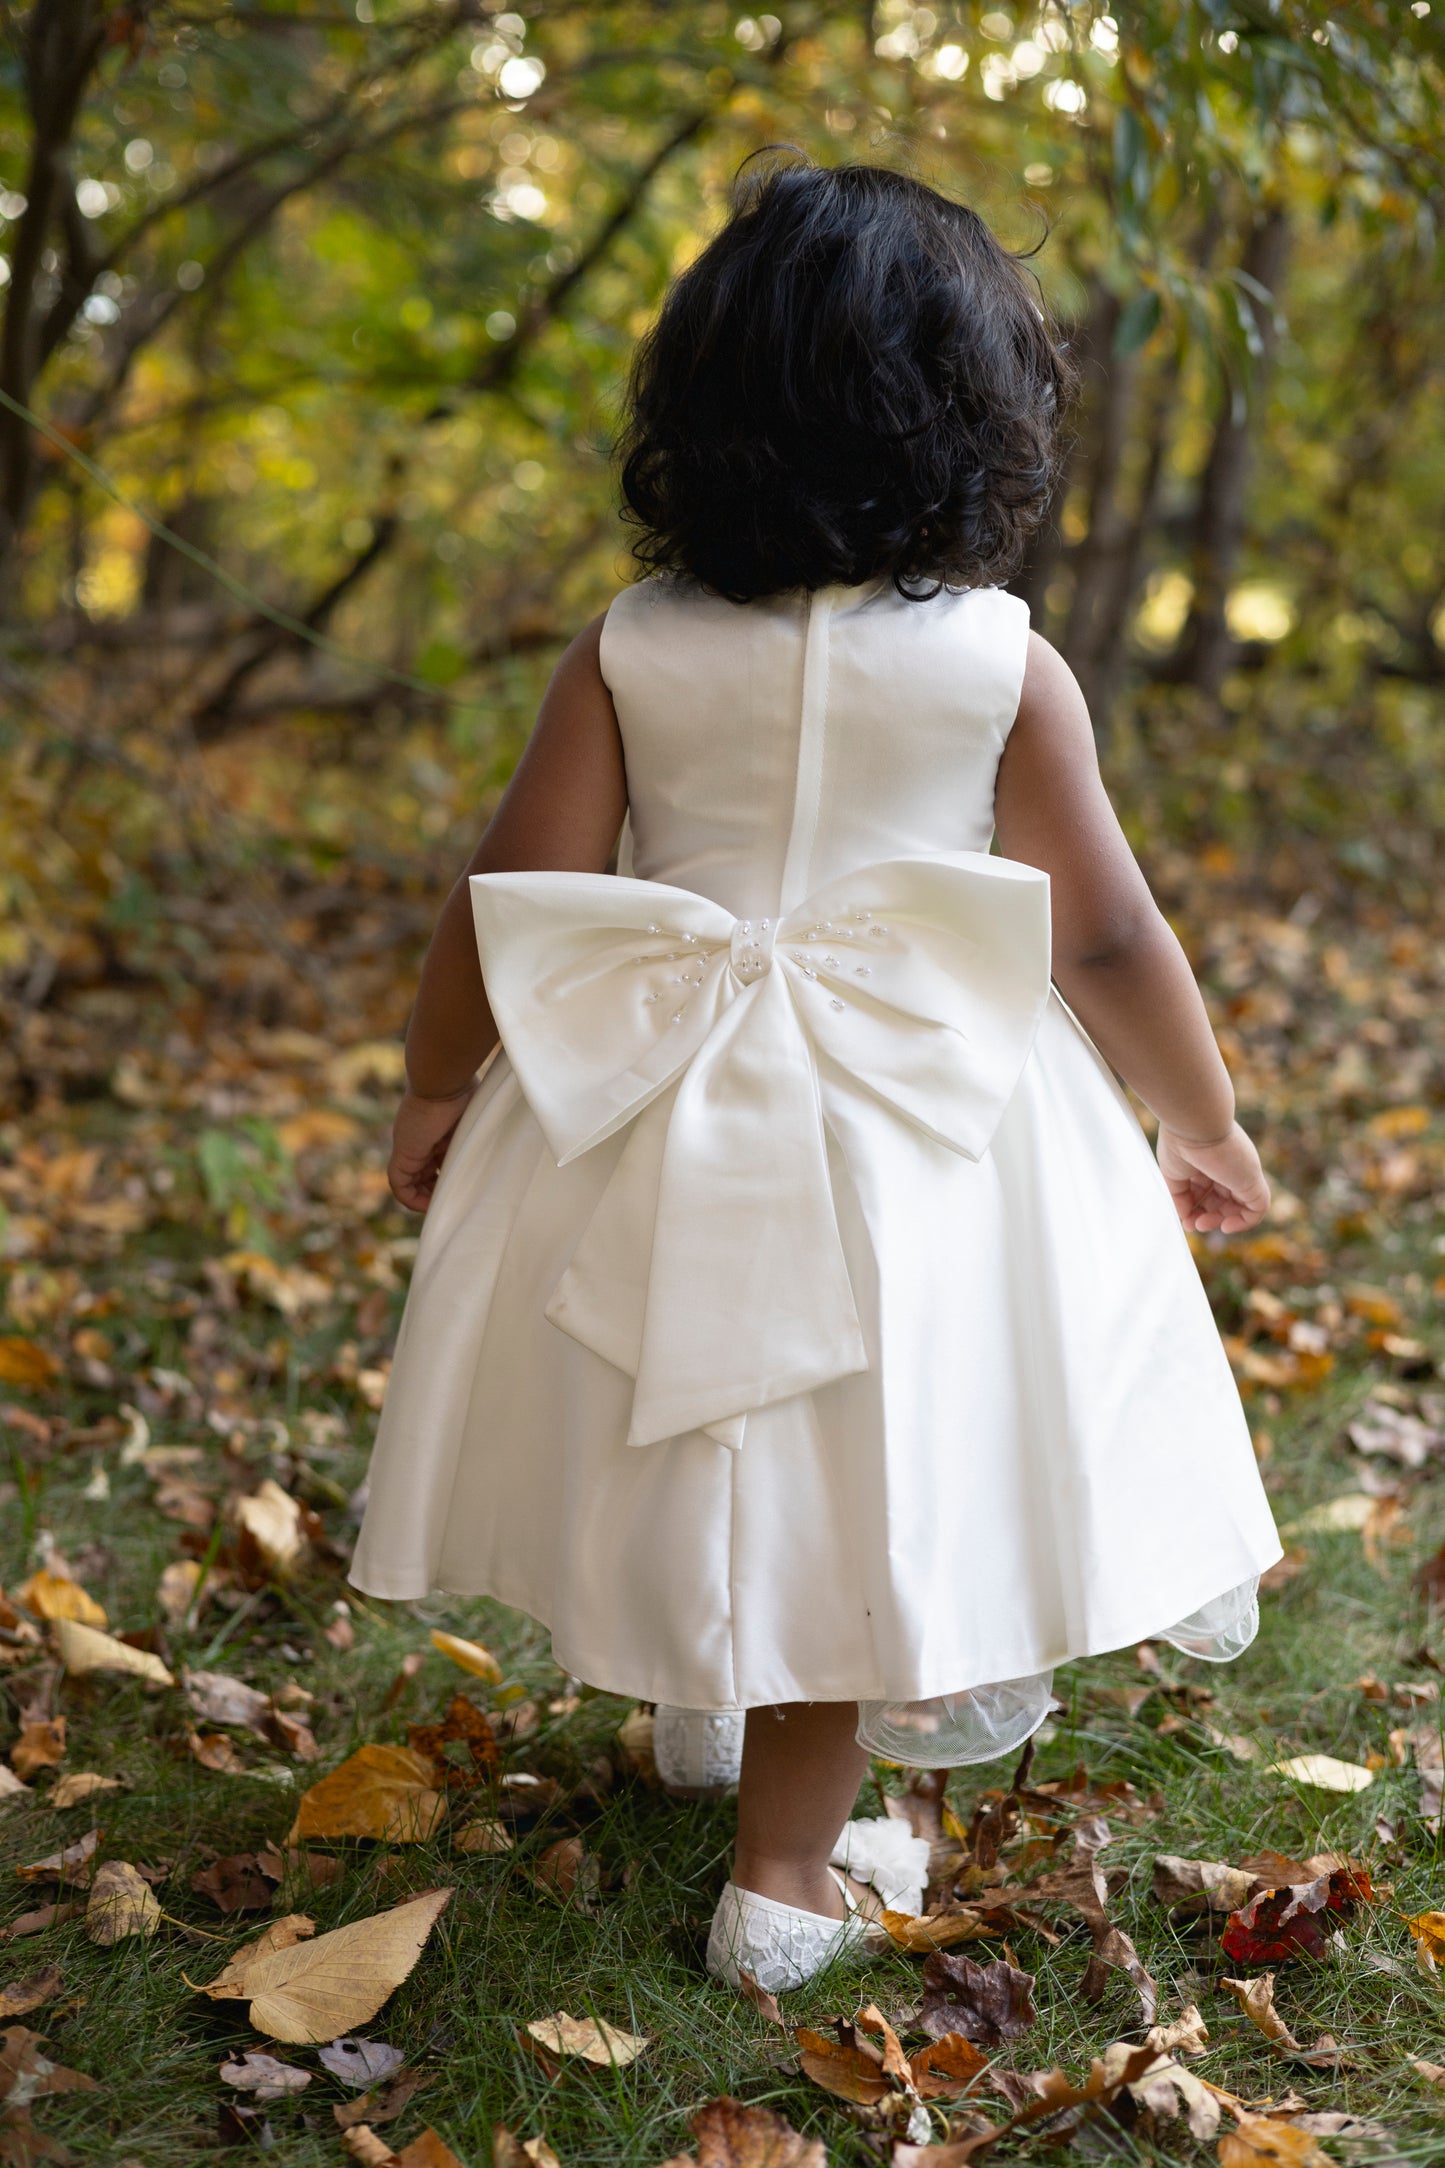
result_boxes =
[736,1968,784,2028]
[1151,1856,1254,1914]
[877,1905,997,1952]
[428,1630,502,1684]
[614,1706,659,1786]
[0,1765,31,1804]
[0,1904,85,1942]
[1264,1753,1373,1793]
[910,2033,988,2100]
[185,1726,249,1774]
[219,2049,312,2101]
[1409,2054,1445,2088]
[196,1914,317,1998]
[13,1570,106,1629]
[10,1721,65,1781]
[454,1818,513,1856]
[1147,2004,1210,2058]
[854,2002,914,2090]
[287,1744,447,1844]
[493,2128,562,2168]
[1099,2042,1220,2141]
[53,1618,172,1686]
[1218,2113,1333,2166]
[46,1772,122,1809]
[792,2024,889,2106]
[85,1860,160,1945]
[660,2095,826,2167]
[0,1340,61,1387]
[334,2068,429,2130]
[0,1966,62,2021]
[181,1668,271,1731]
[235,1478,309,1574]
[16,1828,99,1886]
[916,1952,1038,2045]
[203,1887,453,2043]
[523,2012,648,2068]
[0,2023,100,2106]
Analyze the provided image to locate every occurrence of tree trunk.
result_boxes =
[1168,203,1291,701]
[1011,278,1120,640]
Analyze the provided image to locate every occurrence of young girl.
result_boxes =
[349,160,1282,1994]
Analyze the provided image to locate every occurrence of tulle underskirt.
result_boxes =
[854,1576,1260,1766]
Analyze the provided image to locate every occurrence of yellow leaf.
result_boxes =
[287,1743,446,1844]
[326,1041,408,1095]
[1277,1494,1375,1536]
[275,1109,361,1154]
[0,1337,61,1386]
[876,1905,997,1951]
[1218,2112,1332,2166]
[199,1914,317,1998]
[204,1887,453,2044]
[15,1568,108,1629]
[429,1630,502,1685]
[49,1772,124,1808]
[1264,1754,1373,1793]
[1403,1910,1445,1977]
[54,1617,173,1686]
[236,1479,308,1575]
[86,1859,161,1944]
[453,1818,513,1855]
[524,2012,649,2068]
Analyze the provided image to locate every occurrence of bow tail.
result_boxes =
[630,970,866,1447]
[546,971,868,1449]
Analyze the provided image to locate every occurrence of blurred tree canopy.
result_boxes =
[0,0,1443,1057]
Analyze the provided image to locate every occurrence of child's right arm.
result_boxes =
[993,632,1269,1236]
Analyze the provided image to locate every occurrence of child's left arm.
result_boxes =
[389,613,626,1210]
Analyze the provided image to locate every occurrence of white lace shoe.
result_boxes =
[653,1705,745,1795]
[705,1815,932,1993]
[705,1870,868,1993]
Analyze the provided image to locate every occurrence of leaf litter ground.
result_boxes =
[2,838,1445,2164]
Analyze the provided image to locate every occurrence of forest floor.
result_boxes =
[2,826,1444,2168]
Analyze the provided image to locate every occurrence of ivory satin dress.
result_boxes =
[349,574,1283,1764]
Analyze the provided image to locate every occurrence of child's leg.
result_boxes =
[732,1700,870,1919]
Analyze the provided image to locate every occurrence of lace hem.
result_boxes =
[854,1575,1261,1768]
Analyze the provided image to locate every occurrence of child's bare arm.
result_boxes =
[390,614,626,1209]
[993,632,1268,1233]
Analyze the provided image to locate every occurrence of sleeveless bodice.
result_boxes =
[599,575,1030,915]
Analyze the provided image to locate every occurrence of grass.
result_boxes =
[3,1007,1445,2163]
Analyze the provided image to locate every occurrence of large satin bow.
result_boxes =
[470,853,1051,1451]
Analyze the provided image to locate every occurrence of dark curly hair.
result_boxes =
[616,157,1076,603]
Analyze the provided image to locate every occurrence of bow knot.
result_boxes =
[470,853,1051,1451]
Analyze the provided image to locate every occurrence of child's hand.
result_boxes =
[388,1085,476,1213]
[1156,1120,1270,1235]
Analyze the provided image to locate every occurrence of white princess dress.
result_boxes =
[348,574,1283,1765]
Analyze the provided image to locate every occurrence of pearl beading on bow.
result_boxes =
[470,852,1052,1450]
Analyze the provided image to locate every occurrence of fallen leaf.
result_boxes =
[534,1836,597,1911]
[191,1854,276,1914]
[1041,1825,1158,2025]
[13,1570,105,1629]
[877,1905,997,1952]
[16,1829,99,1886]
[46,1773,122,1809]
[200,1887,453,2043]
[1264,1754,1373,1793]
[406,1694,499,1788]
[1277,1494,1376,1536]
[793,2024,889,2106]
[181,1668,271,1730]
[319,2037,405,2087]
[85,1860,161,1944]
[1147,2004,1210,2058]
[0,1905,85,1942]
[454,1818,513,1856]
[334,2068,428,2130]
[659,2095,825,2166]
[428,1630,502,1685]
[10,1722,65,1781]
[614,1707,659,1786]
[1221,1883,1330,1966]
[287,1744,447,1843]
[0,1968,62,2021]
[1218,2113,1332,2166]
[0,1341,61,1387]
[53,1618,172,1686]
[736,1968,783,2028]
[915,1952,1037,2045]
[1220,1974,1345,2065]
[1152,1856,1253,1914]
[197,1914,316,1998]
[186,1726,250,1774]
[344,2125,465,2167]
[523,2011,647,2068]
[219,2050,312,2101]
[1100,2040,1221,2141]
[1409,2053,1445,2088]
[1403,1909,1445,1977]
[0,2023,100,2105]
[1349,1396,1442,1469]
[0,1766,31,1804]
[235,1478,309,1575]
[910,2033,988,2099]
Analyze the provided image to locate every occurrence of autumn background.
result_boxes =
[1,3,1444,2164]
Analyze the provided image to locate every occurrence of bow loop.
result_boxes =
[471,853,1050,1450]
